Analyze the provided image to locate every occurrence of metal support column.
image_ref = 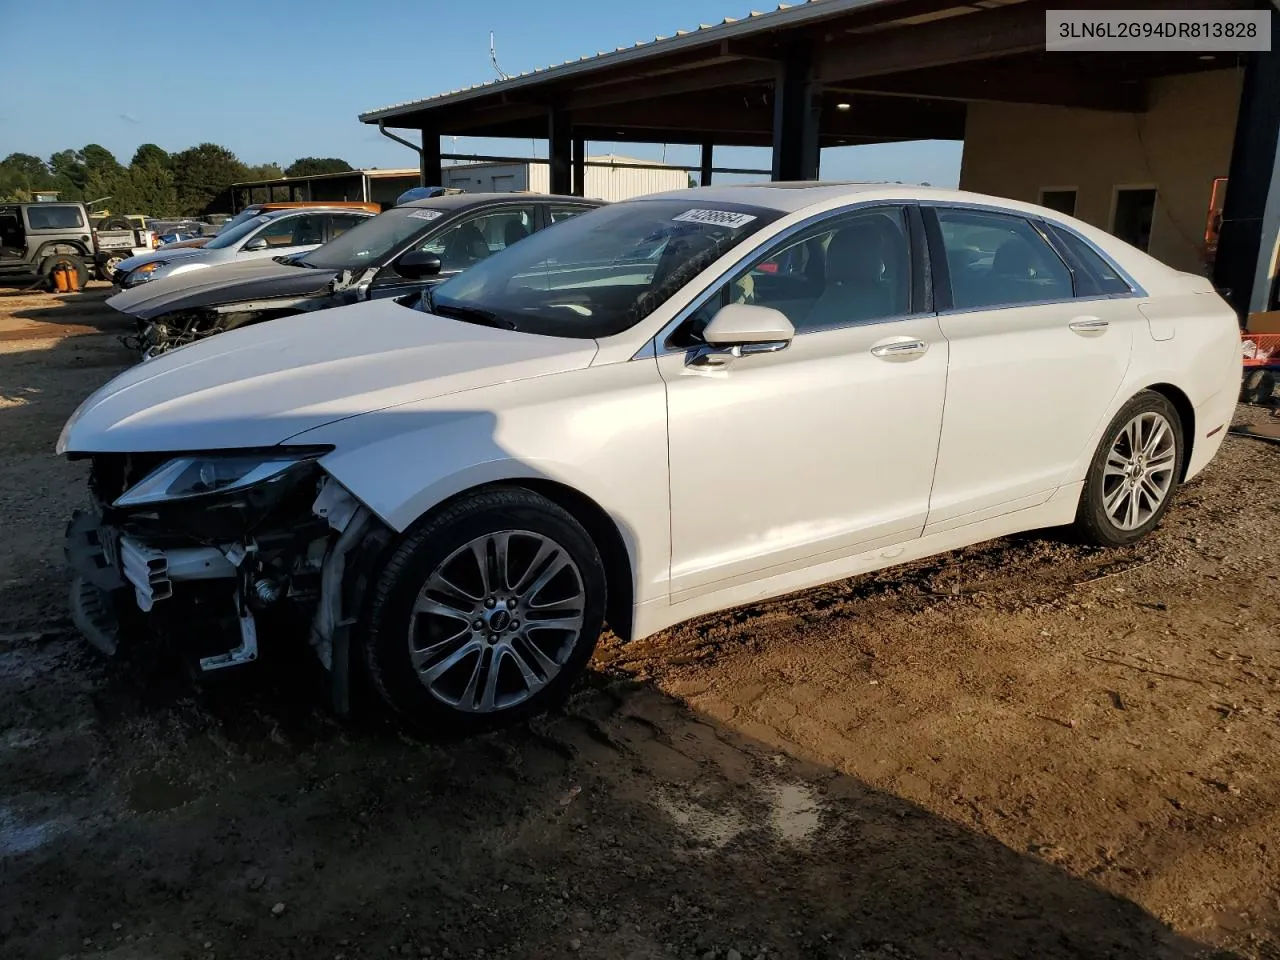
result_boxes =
[771,48,821,182]
[549,109,572,195]
[1214,10,1280,318]
[572,137,586,197]
[421,130,443,188]
[700,143,714,186]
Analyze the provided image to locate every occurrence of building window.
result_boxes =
[1039,188,1077,217]
[1112,187,1157,253]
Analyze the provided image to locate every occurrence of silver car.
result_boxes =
[113,208,375,289]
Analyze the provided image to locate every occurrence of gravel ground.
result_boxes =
[1,284,1278,960]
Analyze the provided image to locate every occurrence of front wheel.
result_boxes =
[1073,390,1184,547]
[361,487,606,734]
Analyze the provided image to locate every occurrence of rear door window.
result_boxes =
[935,208,1073,310]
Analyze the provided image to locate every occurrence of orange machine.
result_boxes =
[1203,176,1228,266]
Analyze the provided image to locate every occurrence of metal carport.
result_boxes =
[360,0,1280,318]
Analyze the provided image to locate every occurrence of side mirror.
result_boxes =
[395,250,442,280]
[702,303,794,347]
[691,303,794,367]
[243,237,268,252]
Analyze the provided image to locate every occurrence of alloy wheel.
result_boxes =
[408,530,586,713]
[1102,411,1177,531]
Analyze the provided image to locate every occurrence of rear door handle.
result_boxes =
[1068,316,1109,336]
[870,337,928,361]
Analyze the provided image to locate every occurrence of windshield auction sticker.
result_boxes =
[673,209,758,229]
[407,209,443,221]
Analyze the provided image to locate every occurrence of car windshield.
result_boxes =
[298,206,445,270]
[204,215,275,249]
[426,199,782,338]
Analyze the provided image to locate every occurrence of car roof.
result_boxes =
[401,192,606,212]
[248,207,373,221]
[630,182,1070,219]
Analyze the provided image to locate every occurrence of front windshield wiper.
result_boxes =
[273,254,313,267]
[431,302,518,331]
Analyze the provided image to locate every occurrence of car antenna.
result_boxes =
[489,31,510,81]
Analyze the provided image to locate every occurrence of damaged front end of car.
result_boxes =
[65,448,389,710]
[122,268,376,360]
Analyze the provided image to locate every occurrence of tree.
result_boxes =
[245,162,284,181]
[48,149,87,194]
[131,143,171,170]
[0,153,54,200]
[172,143,249,215]
[2,153,49,184]
[285,157,352,178]
[82,143,122,178]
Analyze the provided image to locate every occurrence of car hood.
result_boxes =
[106,257,340,319]
[58,298,599,454]
[117,245,210,273]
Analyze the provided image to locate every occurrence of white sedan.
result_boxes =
[58,184,1241,732]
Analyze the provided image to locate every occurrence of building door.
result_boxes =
[1113,188,1156,252]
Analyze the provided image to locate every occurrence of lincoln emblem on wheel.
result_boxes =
[56,183,1242,733]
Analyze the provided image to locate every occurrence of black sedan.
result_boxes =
[106,193,604,358]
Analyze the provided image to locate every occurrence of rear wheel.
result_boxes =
[361,487,606,734]
[1073,390,1184,547]
[98,251,128,281]
[38,253,88,291]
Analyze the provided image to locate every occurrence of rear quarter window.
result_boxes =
[26,205,84,230]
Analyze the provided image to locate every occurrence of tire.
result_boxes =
[98,251,128,281]
[1241,369,1276,406]
[361,486,606,734]
[1073,390,1185,547]
[38,253,88,291]
[97,216,133,231]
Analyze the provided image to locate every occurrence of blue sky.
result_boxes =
[0,0,962,185]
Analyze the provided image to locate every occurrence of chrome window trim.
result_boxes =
[934,291,1136,319]
[641,200,921,358]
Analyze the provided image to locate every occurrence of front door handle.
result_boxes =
[870,337,928,361]
[1069,316,1109,336]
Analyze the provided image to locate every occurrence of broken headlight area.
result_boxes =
[121,311,222,359]
[67,449,367,678]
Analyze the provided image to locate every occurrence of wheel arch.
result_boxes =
[1144,382,1196,481]
[376,477,637,643]
[35,240,91,261]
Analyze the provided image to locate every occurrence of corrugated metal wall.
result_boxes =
[583,161,688,201]
[440,159,687,200]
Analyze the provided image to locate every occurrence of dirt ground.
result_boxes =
[1,283,1278,960]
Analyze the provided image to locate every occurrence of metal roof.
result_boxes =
[231,168,420,188]
[359,0,893,122]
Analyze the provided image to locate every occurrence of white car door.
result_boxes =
[657,205,949,601]
[923,205,1137,532]
[237,213,327,263]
